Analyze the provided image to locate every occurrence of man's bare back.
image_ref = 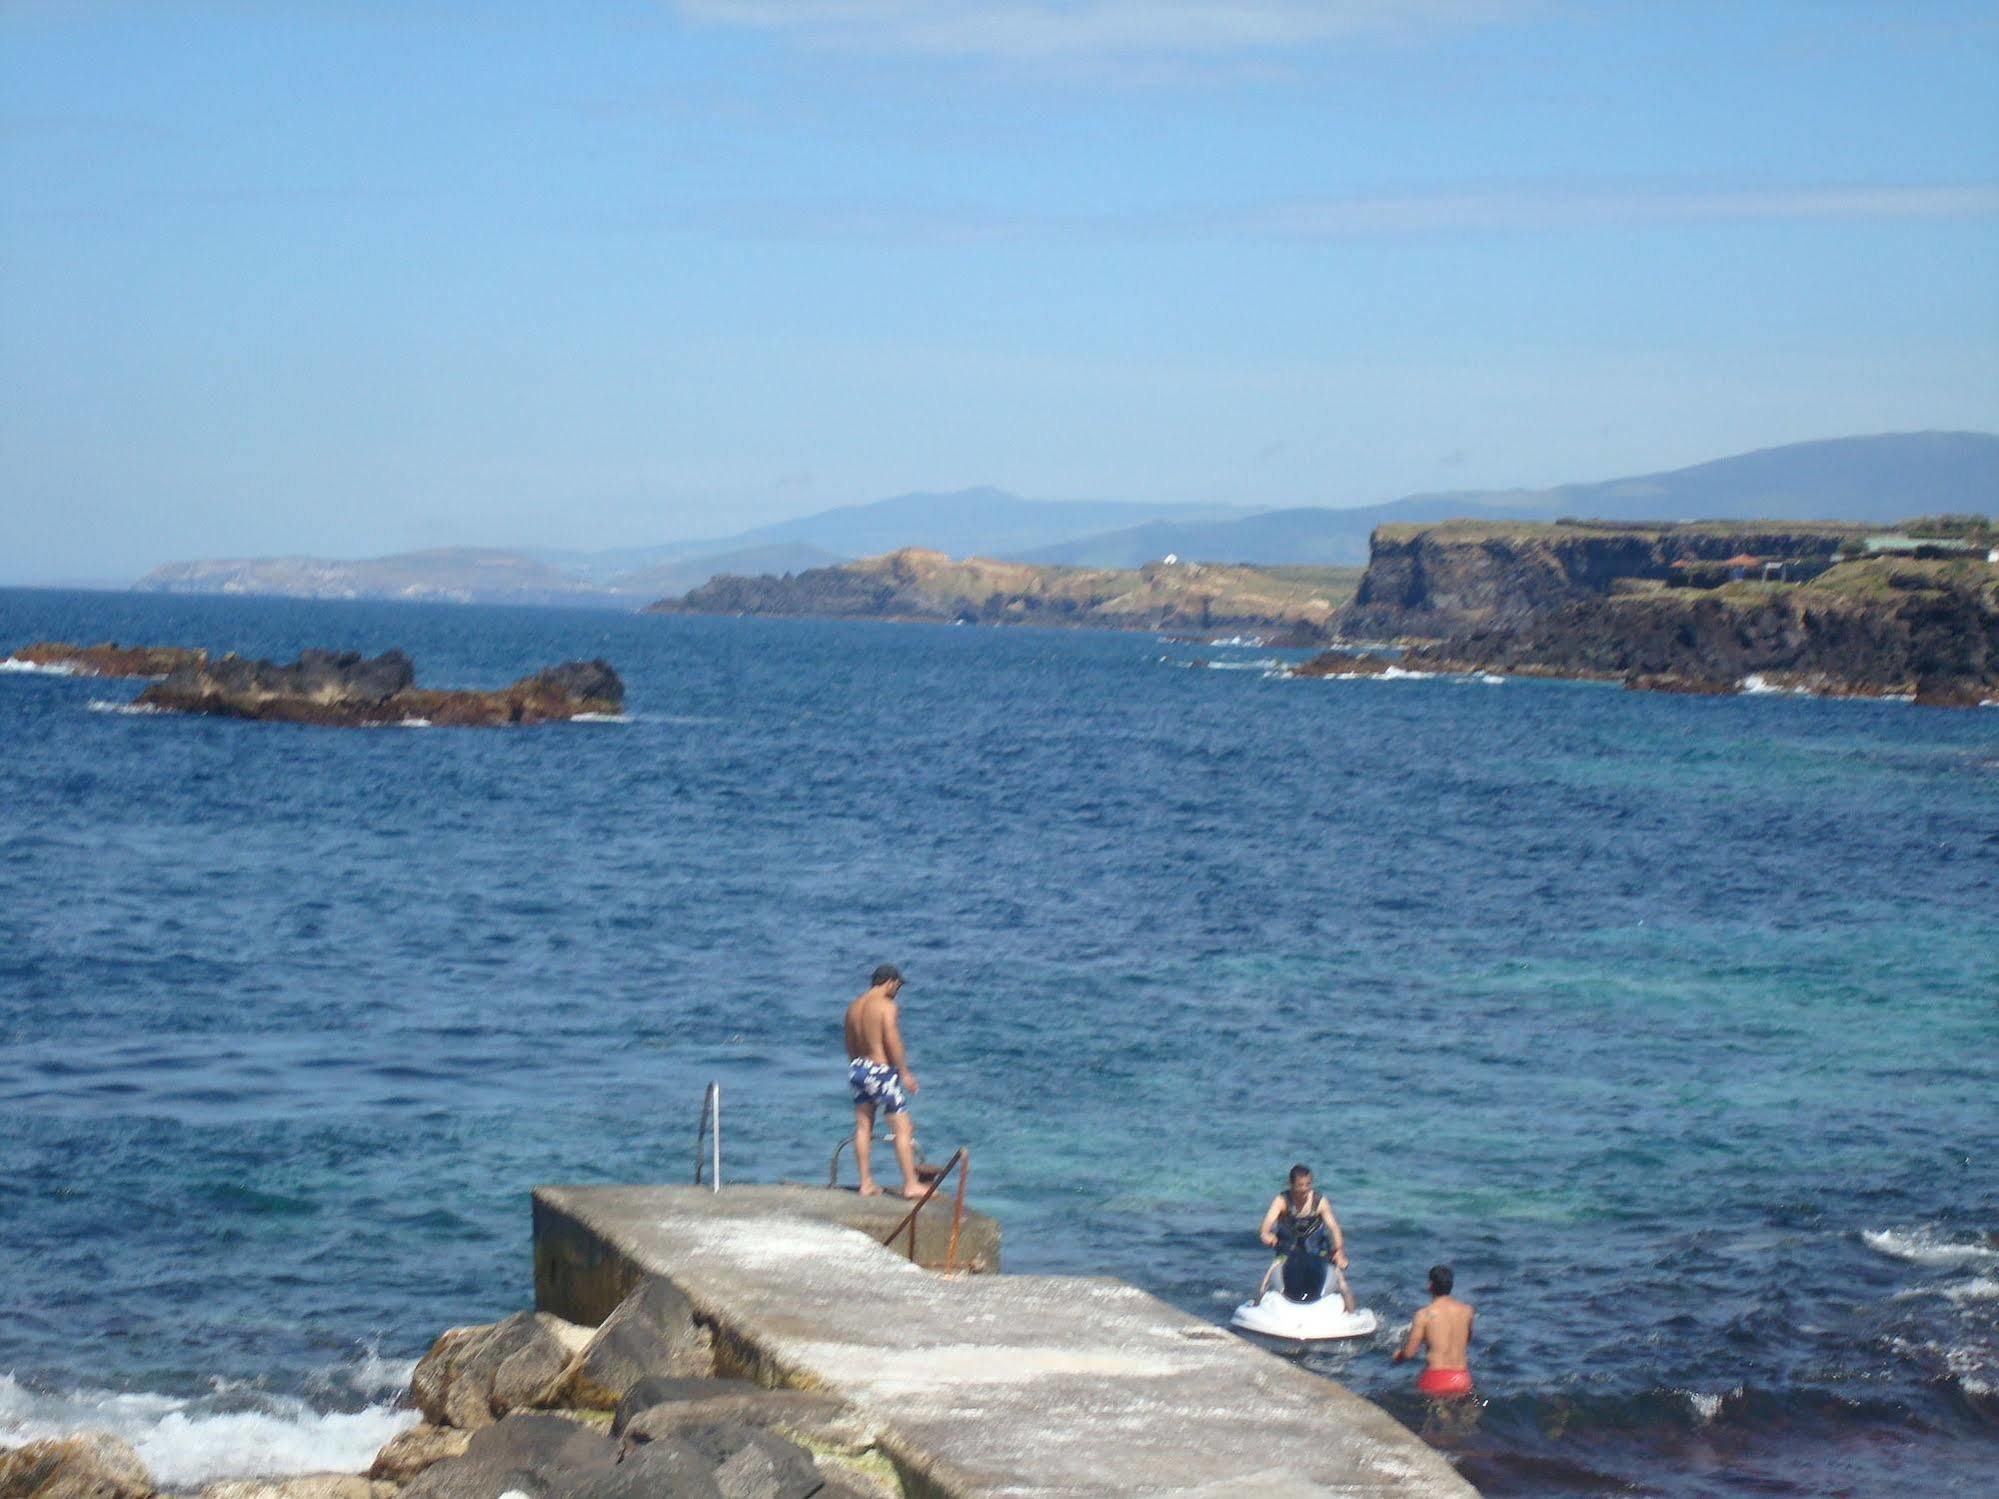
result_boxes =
[1406,1295,1474,1370]
[1393,1265,1475,1397]
[844,965,923,1199]
[844,987,902,1069]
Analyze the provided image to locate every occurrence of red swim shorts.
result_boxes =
[1416,1368,1474,1398]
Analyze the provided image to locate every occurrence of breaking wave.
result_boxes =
[0,658,77,675]
[1862,1227,1999,1269]
[0,1372,416,1489]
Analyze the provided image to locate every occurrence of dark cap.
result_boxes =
[871,964,904,988]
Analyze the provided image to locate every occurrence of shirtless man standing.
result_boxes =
[1392,1265,1476,1397]
[844,964,923,1199]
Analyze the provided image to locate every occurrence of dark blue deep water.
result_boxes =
[2,587,1995,1496]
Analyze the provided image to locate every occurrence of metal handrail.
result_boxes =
[828,1129,926,1187]
[880,1147,969,1271]
[693,1082,720,1191]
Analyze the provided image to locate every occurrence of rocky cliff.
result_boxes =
[650,548,1359,640]
[1399,558,1999,706]
[1342,520,1866,639]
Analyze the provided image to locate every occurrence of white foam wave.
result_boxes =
[568,712,632,723]
[86,700,162,716]
[1678,1386,1738,1425]
[0,1374,416,1488]
[332,1346,417,1400]
[1739,673,1806,696]
[1945,1277,1999,1305]
[1886,1336,1997,1396]
[392,718,434,729]
[1196,658,1284,672]
[1294,663,1441,682]
[0,658,79,675]
[1863,1227,1999,1268]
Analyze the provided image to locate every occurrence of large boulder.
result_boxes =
[559,1441,720,1499]
[0,1434,151,1499]
[671,1427,821,1499]
[397,1414,617,1499]
[621,1392,861,1454]
[412,1313,593,1430]
[610,1379,755,1439]
[367,1425,473,1483]
[548,1283,712,1412]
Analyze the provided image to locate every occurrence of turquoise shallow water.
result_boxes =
[1,587,1995,1495]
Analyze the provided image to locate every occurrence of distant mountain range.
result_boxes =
[129,433,1996,608]
[1024,432,1999,566]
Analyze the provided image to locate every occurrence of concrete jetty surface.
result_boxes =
[534,1184,1476,1498]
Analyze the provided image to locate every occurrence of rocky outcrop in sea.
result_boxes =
[122,651,624,727]
[4,641,211,678]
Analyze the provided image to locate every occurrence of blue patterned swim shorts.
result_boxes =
[848,1058,908,1115]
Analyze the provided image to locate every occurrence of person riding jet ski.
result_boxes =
[1231,1163,1377,1341]
[1258,1163,1356,1311]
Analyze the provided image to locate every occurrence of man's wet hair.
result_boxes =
[1289,1163,1312,1183]
[1429,1264,1454,1296]
[871,964,903,988]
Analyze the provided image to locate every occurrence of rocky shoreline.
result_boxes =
[1305,524,1999,708]
[9,643,625,727]
[2,1283,888,1499]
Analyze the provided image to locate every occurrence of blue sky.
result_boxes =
[3,1,1996,580]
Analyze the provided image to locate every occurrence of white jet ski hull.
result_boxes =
[1230,1291,1379,1342]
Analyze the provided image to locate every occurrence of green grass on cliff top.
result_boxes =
[1371,518,1871,543]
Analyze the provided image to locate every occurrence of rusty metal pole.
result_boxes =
[945,1149,970,1272]
[881,1147,963,1262]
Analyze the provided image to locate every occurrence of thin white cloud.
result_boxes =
[1242,182,1999,236]
[640,181,1999,241]
[672,0,1524,58]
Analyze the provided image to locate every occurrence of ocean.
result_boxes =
[1,586,1994,1497]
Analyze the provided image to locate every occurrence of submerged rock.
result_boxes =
[0,1433,152,1499]
[128,651,624,727]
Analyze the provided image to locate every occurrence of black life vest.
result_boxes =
[1279,1191,1329,1253]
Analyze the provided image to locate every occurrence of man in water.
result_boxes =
[1392,1264,1475,1397]
[844,964,924,1200]
[1257,1164,1356,1312]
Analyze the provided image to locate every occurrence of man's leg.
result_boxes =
[889,1111,923,1199]
[854,1101,880,1195]
[1333,1266,1357,1314]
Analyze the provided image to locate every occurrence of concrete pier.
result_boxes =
[534,1184,1476,1498]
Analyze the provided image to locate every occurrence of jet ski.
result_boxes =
[1231,1228,1379,1342]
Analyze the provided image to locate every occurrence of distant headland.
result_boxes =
[1307,516,1999,707]
[645,549,1359,642]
